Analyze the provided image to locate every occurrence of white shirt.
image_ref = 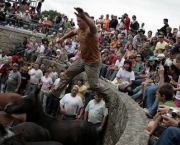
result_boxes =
[41,76,53,91]
[116,68,135,85]
[54,78,68,98]
[65,45,75,54]
[115,58,125,69]
[36,45,45,54]
[85,99,108,124]
[165,58,172,67]
[0,55,8,66]
[60,93,83,115]
[29,69,43,84]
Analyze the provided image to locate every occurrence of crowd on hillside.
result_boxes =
[0,0,75,33]
[1,4,180,144]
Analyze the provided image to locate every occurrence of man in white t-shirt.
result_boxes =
[60,86,84,120]
[32,42,45,61]
[26,63,43,95]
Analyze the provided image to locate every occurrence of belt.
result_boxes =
[30,83,37,85]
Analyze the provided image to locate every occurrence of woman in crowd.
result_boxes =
[116,59,135,95]
[38,71,53,113]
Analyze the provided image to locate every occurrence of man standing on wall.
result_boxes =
[44,7,111,103]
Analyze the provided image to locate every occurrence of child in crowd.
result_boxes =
[144,83,174,136]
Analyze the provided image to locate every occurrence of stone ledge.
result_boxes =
[103,83,149,145]
[0,25,45,38]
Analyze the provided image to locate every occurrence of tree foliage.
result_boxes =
[40,10,59,21]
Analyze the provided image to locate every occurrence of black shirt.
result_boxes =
[37,2,42,9]
[55,16,62,24]
[109,19,118,29]
[19,72,30,90]
[5,2,11,8]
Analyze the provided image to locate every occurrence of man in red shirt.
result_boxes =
[123,13,130,31]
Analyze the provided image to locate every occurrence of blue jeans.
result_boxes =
[118,85,133,96]
[145,85,158,116]
[100,63,107,78]
[154,127,180,145]
[89,122,101,134]
[134,77,145,87]
[26,84,37,95]
[131,86,142,100]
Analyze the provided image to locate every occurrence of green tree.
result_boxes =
[40,10,59,21]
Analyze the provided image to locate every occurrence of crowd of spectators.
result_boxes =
[1,4,180,144]
[0,0,75,33]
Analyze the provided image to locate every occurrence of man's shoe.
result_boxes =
[43,91,56,98]
[143,108,153,118]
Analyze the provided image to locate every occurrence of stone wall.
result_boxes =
[0,25,44,51]
[41,58,149,145]
[103,83,149,145]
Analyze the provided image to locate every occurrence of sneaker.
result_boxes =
[143,108,153,118]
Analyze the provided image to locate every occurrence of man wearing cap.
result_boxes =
[154,34,168,53]
[5,63,21,93]
[170,45,180,59]
[44,7,111,103]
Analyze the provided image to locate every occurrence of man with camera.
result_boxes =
[144,59,179,118]
[153,105,180,145]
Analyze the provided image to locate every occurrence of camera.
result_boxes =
[167,107,179,118]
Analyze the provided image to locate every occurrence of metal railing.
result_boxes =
[1,15,65,34]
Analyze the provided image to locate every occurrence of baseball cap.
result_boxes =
[13,63,18,66]
[170,45,180,54]
[101,49,109,54]
[149,56,156,61]
[158,34,164,38]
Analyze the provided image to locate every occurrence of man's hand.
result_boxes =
[76,115,81,119]
[158,65,164,77]
[14,88,18,93]
[60,108,65,114]
[57,37,65,44]
[158,105,170,114]
[97,126,103,132]
[162,115,179,127]
[74,7,86,19]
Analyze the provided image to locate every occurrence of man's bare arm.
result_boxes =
[74,7,97,35]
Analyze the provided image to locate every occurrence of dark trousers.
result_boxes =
[46,97,59,117]
[62,114,76,120]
